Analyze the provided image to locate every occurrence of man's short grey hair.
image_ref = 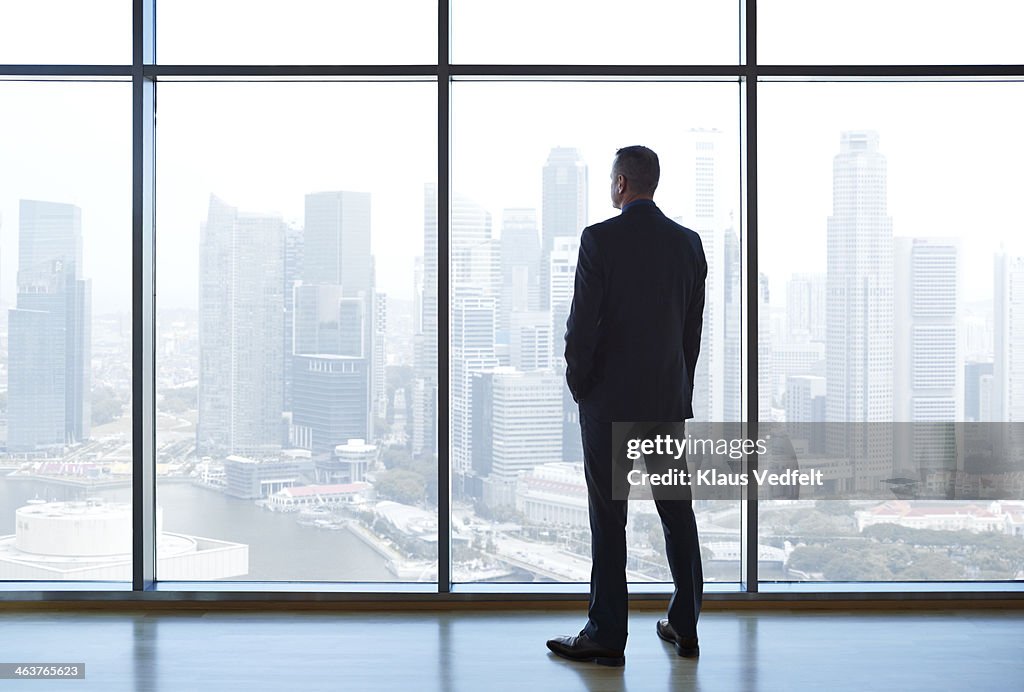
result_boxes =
[614,145,660,196]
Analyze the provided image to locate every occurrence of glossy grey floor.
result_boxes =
[0,609,1020,691]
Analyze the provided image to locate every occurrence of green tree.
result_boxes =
[374,469,426,505]
[786,545,838,574]
[92,385,124,426]
[879,543,915,573]
[862,523,906,543]
[897,552,965,580]
[386,365,414,424]
[815,499,854,516]
[381,446,414,470]
[793,511,853,537]
[823,553,893,581]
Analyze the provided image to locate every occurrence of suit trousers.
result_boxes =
[580,411,704,650]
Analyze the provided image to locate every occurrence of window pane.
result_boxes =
[451,81,742,584]
[158,0,436,64]
[760,0,1024,64]
[156,82,437,581]
[759,82,1024,583]
[0,82,132,582]
[451,1,738,64]
[0,1,129,64]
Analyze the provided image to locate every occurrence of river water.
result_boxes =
[0,477,396,582]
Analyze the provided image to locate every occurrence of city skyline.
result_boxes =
[1,130,1022,583]
[4,131,1017,435]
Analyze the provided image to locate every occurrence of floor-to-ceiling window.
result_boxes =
[1,1,1021,594]
[756,1,1024,586]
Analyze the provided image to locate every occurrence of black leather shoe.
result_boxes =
[656,619,699,658]
[546,632,625,667]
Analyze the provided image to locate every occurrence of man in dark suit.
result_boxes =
[546,146,707,666]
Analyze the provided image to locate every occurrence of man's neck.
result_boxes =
[621,198,655,213]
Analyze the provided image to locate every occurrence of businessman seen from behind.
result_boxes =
[547,146,707,666]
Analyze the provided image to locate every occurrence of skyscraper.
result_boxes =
[825,132,895,486]
[303,191,372,293]
[8,200,91,453]
[994,249,1024,423]
[894,237,961,422]
[540,147,587,311]
[549,236,583,463]
[197,196,284,458]
[450,190,495,297]
[964,361,994,422]
[472,367,563,507]
[291,283,369,455]
[894,238,960,476]
[686,129,731,421]
[17,199,82,276]
[786,273,826,343]
[451,291,499,478]
[412,185,439,457]
[293,284,364,358]
[785,375,826,452]
[373,291,388,417]
[540,150,587,464]
[499,208,541,333]
[282,223,304,413]
[548,236,580,363]
[417,185,438,362]
[303,191,375,438]
[723,226,742,421]
[292,354,368,459]
[416,185,495,466]
[508,311,552,372]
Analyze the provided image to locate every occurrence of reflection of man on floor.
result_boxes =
[547,146,708,666]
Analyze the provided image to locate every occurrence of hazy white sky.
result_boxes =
[758,81,1024,304]
[155,81,436,309]
[0,81,132,312]
[4,1,1023,65]
[2,4,1023,312]
[451,80,739,230]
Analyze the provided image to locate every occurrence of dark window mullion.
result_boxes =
[438,0,452,594]
[744,0,760,593]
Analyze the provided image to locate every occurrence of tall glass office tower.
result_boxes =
[302,191,376,442]
[8,199,91,453]
[197,195,285,458]
[412,185,439,457]
[894,237,961,422]
[825,131,895,487]
[540,147,587,312]
[994,249,1024,423]
[451,231,499,497]
[687,129,732,422]
[894,237,961,478]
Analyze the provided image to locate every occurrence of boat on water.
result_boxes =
[297,505,334,526]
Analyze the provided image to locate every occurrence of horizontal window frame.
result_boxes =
[1,581,1022,605]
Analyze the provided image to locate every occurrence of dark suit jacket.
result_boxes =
[564,201,707,423]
